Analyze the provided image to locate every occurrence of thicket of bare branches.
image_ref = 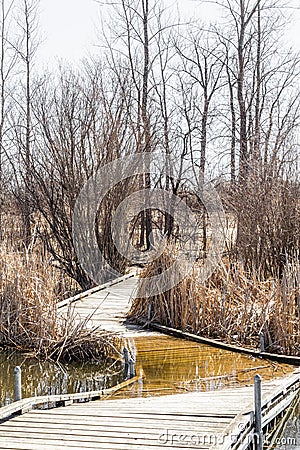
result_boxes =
[0,0,298,354]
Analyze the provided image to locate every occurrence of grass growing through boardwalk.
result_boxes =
[128,251,300,356]
[0,247,122,362]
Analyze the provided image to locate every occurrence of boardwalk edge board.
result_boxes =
[57,273,135,309]
[142,321,300,366]
[0,375,140,423]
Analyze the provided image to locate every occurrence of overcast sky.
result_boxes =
[36,0,300,67]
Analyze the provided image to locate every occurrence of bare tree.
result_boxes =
[30,64,137,288]
[0,0,16,240]
[9,0,39,247]
[214,0,300,274]
[176,31,224,251]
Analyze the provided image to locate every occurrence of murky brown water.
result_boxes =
[112,334,295,398]
[0,332,296,407]
[0,352,123,407]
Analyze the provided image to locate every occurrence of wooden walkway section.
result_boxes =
[0,274,299,449]
[57,273,145,337]
[0,372,299,450]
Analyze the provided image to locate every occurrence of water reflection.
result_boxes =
[0,333,296,407]
[0,352,123,407]
[113,334,295,398]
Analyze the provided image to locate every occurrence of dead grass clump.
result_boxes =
[128,252,300,356]
[48,327,122,363]
[0,248,122,362]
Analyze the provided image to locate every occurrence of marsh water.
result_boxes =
[1,333,295,407]
[110,334,295,398]
[0,333,298,447]
[0,352,123,407]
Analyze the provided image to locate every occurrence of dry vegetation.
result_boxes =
[0,246,122,362]
[0,0,299,362]
[128,250,300,356]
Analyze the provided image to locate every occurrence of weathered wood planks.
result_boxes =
[0,386,255,449]
[0,275,299,450]
[58,274,146,336]
[0,378,297,450]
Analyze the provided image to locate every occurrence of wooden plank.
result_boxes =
[0,438,212,450]
[262,390,299,427]
[0,376,141,421]
[8,412,232,423]
[0,440,211,450]
[3,418,231,430]
[0,429,213,450]
[0,427,227,441]
[0,421,231,434]
[27,411,237,421]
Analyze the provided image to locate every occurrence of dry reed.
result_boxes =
[128,250,300,356]
[0,247,122,362]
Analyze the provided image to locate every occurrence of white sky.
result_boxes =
[36,0,300,68]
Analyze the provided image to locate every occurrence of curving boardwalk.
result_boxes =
[57,273,146,336]
[0,274,299,450]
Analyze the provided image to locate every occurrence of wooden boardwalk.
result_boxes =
[0,274,299,449]
[0,373,299,450]
[57,273,146,336]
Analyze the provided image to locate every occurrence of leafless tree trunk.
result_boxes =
[253,0,261,171]
[0,0,15,240]
[140,0,152,250]
[176,34,224,252]
[23,0,32,246]
[224,49,236,184]
[11,0,39,247]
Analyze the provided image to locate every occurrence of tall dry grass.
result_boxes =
[0,247,122,362]
[128,251,300,356]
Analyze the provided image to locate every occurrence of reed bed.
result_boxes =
[0,247,122,362]
[128,251,300,356]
